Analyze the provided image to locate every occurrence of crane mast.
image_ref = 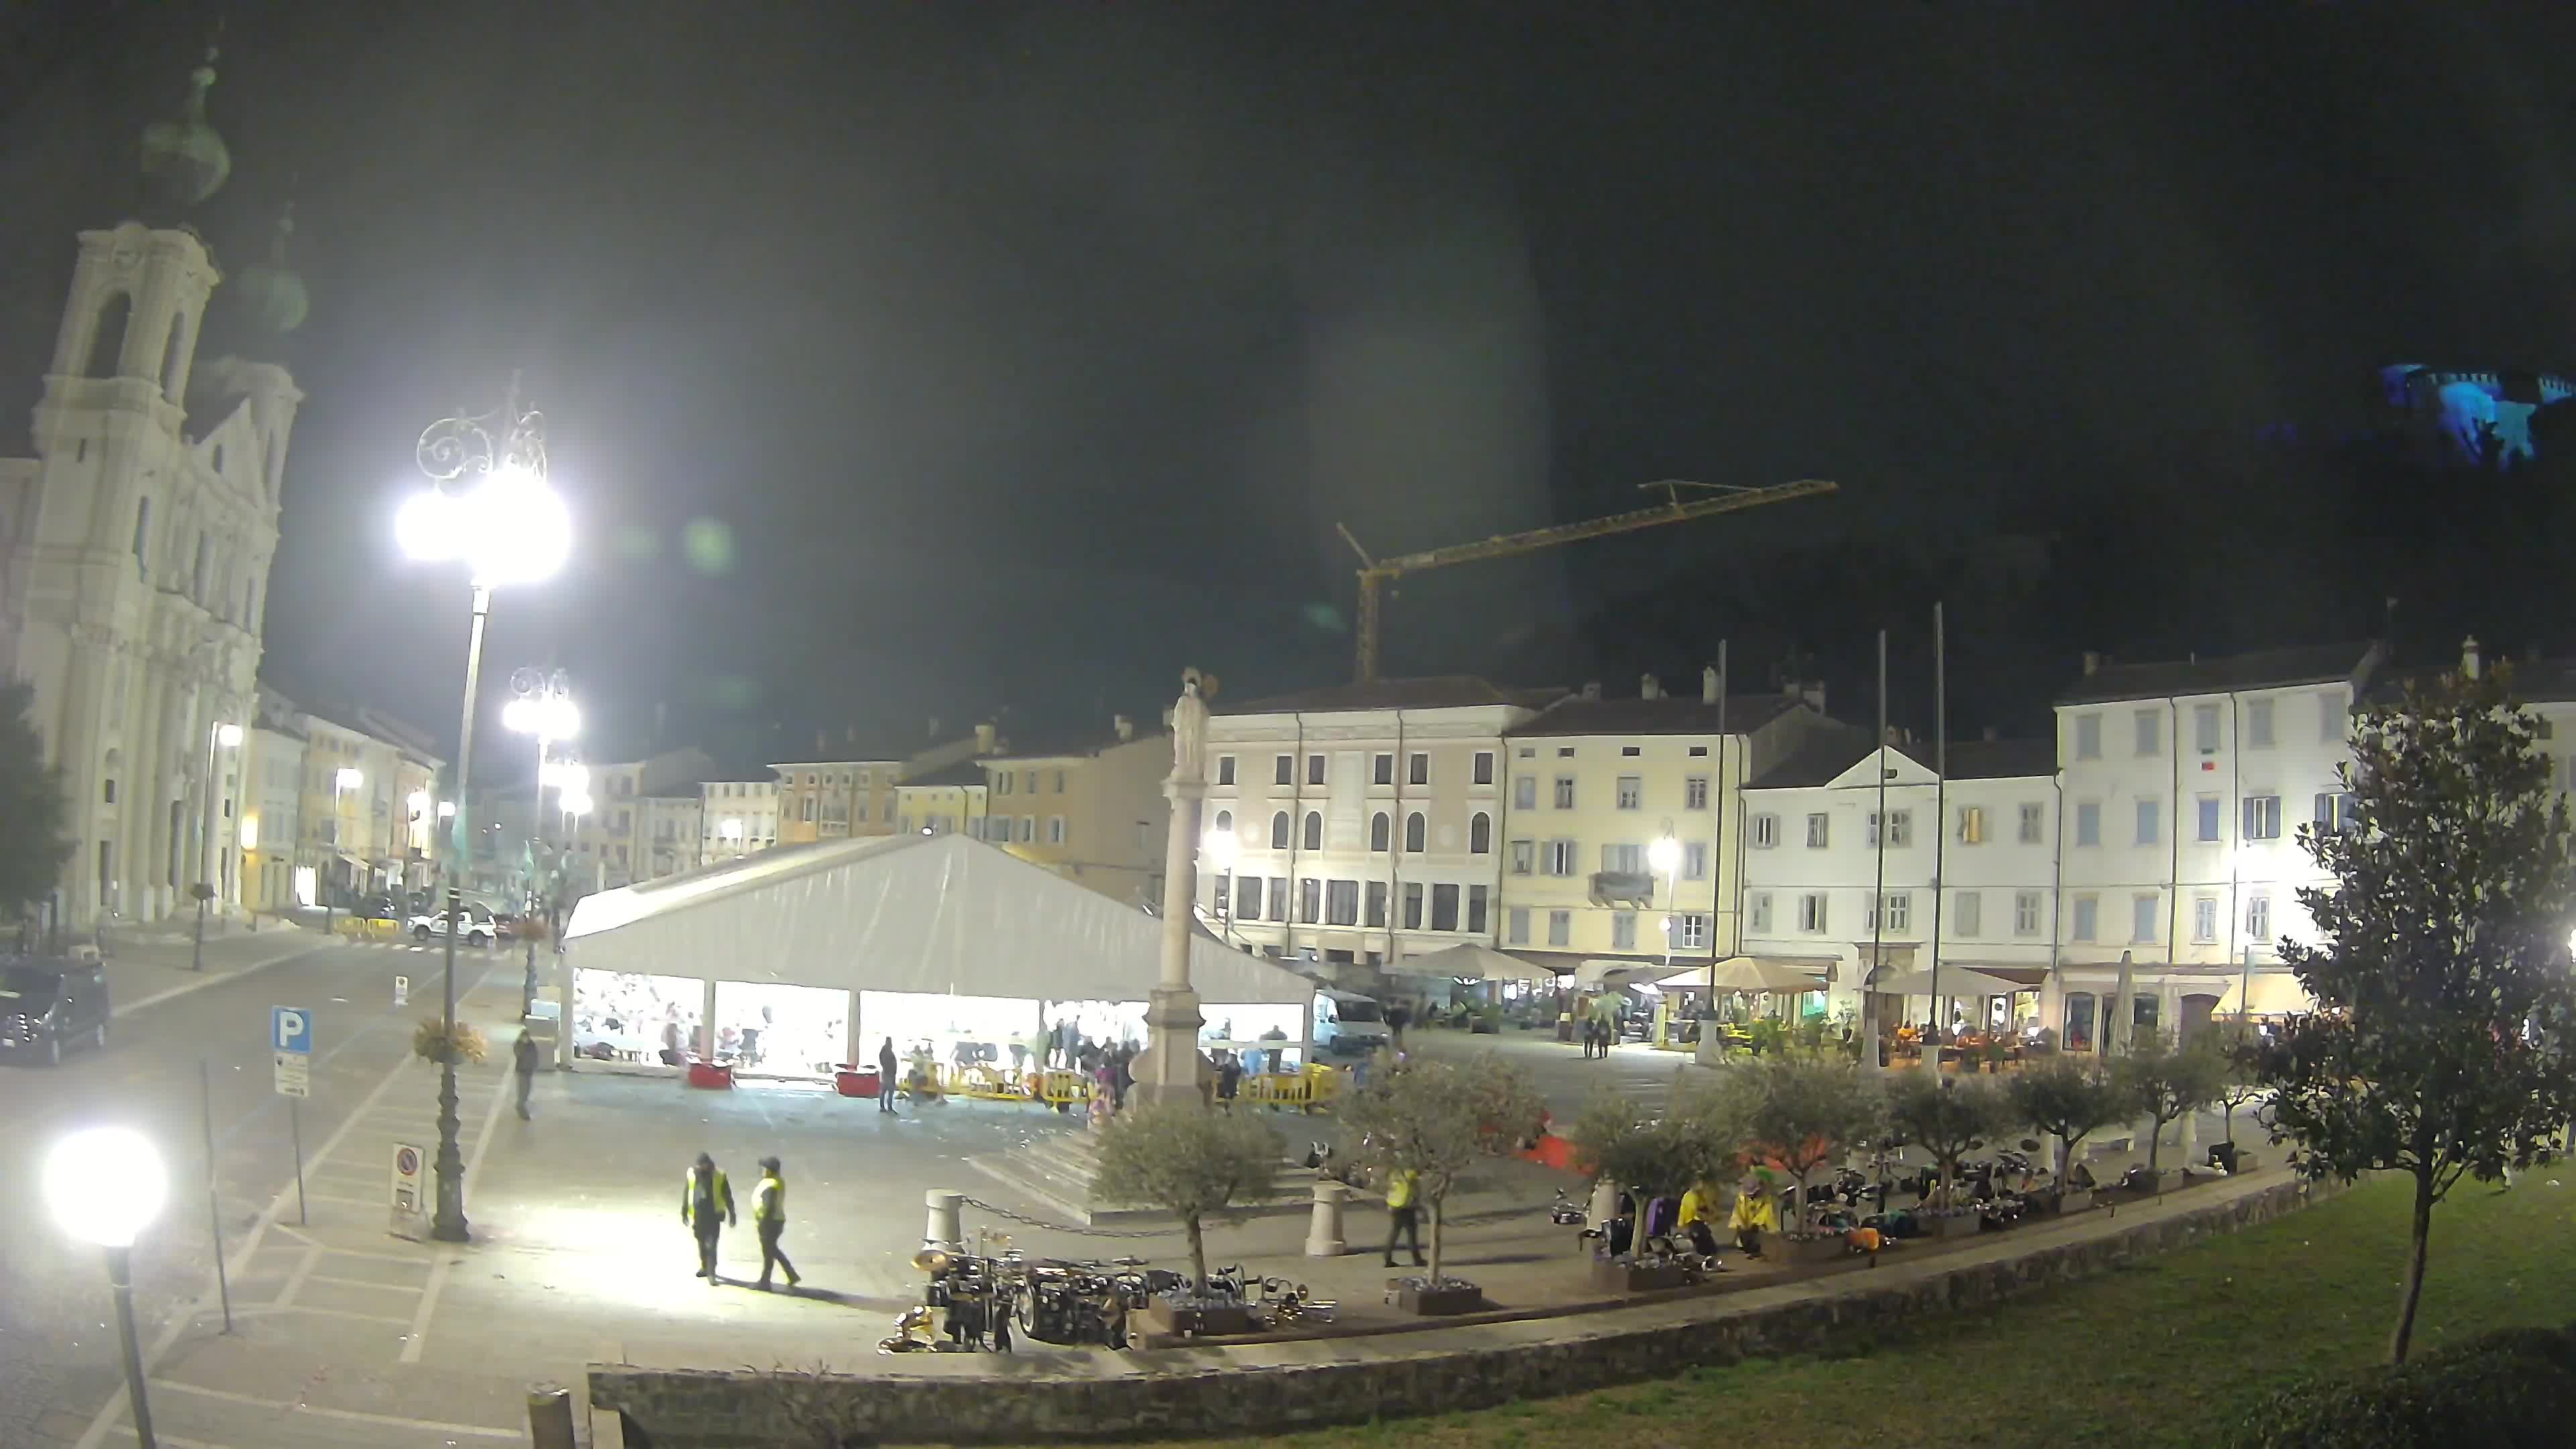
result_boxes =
[1337,477,1839,683]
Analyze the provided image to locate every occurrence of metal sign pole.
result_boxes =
[198,1057,233,1334]
[291,1098,307,1226]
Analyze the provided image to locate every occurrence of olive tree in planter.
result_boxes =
[1338,1051,1546,1313]
[1723,1055,1881,1254]
[1571,1079,1741,1291]
[1884,1071,2011,1233]
[2111,1032,2229,1179]
[2204,1020,2265,1169]
[2006,1057,2130,1208]
[1093,1101,1283,1331]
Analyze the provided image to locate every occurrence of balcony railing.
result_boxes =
[1589,870,1655,906]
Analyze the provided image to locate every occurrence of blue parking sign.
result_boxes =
[272,1006,312,1055]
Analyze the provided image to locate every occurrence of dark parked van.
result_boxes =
[0,958,112,1065]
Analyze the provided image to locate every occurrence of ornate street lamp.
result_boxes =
[49,1127,168,1447]
[1200,825,1240,945]
[504,668,578,1018]
[396,380,571,1244]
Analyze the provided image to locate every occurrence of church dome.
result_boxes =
[233,203,308,336]
[139,48,231,213]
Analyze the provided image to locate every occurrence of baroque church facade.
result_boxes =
[0,47,306,928]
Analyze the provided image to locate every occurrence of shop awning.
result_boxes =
[561,833,1312,1006]
[1386,943,1555,983]
[1703,955,1833,993]
[2217,970,2314,1016]
[1572,958,1704,989]
[1868,965,2032,998]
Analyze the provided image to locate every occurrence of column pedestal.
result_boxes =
[1131,983,1206,1111]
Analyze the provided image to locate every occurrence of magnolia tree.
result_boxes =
[1337,1051,1547,1286]
[1093,1102,1283,1296]
[2202,1020,2266,1152]
[2243,663,2576,1364]
[0,683,72,917]
[2007,1057,2131,1189]
[2112,1034,2229,1174]
[1724,1055,1881,1232]
[1885,1072,2012,1209]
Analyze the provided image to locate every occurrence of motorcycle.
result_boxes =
[1548,1187,1590,1226]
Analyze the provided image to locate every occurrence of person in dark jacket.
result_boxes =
[681,1152,737,1280]
[513,1029,540,1120]
[877,1037,900,1114]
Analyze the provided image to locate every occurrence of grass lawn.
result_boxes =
[1120,1169,2576,1449]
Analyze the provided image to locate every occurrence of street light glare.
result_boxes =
[213,723,244,747]
[407,790,432,816]
[46,1128,166,1248]
[1200,828,1240,870]
[504,696,581,740]
[398,466,574,587]
[437,800,457,818]
[1647,835,1681,873]
[560,790,594,817]
[334,767,363,790]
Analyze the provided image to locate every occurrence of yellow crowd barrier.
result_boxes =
[336,916,400,942]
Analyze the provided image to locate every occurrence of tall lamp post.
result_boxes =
[504,669,579,1019]
[397,384,572,1244]
[1201,824,1240,945]
[48,1127,168,1448]
[1648,833,1680,1030]
[192,722,244,970]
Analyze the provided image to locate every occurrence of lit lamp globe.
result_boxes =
[335,767,362,792]
[1201,828,1240,874]
[397,463,572,587]
[502,694,580,740]
[1647,837,1681,875]
[214,723,244,748]
[46,1127,167,1248]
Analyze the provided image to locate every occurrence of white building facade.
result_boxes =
[700,777,779,859]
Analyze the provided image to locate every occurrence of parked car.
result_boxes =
[0,959,112,1065]
[407,908,496,946]
[1313,989,1390,1055]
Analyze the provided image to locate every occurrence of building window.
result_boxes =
[1326,879,1359,926]
[1046,816,1066,845]
[1543,839,1576,875]
[1214,808,1232,835]
[1373,753,1394,786]
[1473,751,1495,786]
[1684,776,1709,810]
[2312,792,2359,832]
[1370,812,1390,851]
[1274,755,1293,786]
[801,798,815,822]
[1805,813,1829,849]
[1750,813,1778,848]
[2135,798,2159,846]
[1507,906,1530,945]
[2014,890,2041,937]
[2065,992,2096,1052]
[1553,776,1575,809]
[1303,811,1323,851]
[2320,690,2344,743]
[1469,812,1491,853]
[2134,708,2161,757]
[1409,753,1430,786]
[2245,699,2275,748]
[1233,877,1265,922]
[1308,754,1326,786]
[2072,894,2098,941]
[1466,884,1488,934]
[1883,891,1911,932]
[1750,892,1773,933]
[1621,746,1641,757]
[2019,802,2043,844]
[2074,801,2100,847]
[1867,810,1911,847]
[1954,890,1982,936]
[1404,812,1426,853]
[1601,842,1643,874]
[1682,841,1707,881]
[1957,805,1984,844]
[1403,883,1425,930]
[2192,896,2218,943]
[1798,893,1827,932]
[1217,755,1236,786]
[1365,881,1387,928]
[103,777,115,804]
[2197,796,2221,843]
[1267,877,1288,922]
[1615,775,1642,810]
[131,496,152,568]
[1509,839,1533,875]
[2131,894,2158,943]
[2194,704,2220,753]
[1513,776,1537,810]
[1611,912,1637,951]
[2243,795,2282,841]
[1023,771,1039,795]
[1298,878,1322,924]
[1212,875,1232,918]
[2075,713,2102,760]
[1053,770,1066,792]
[2247,894,2271,943]
[1270,812,1290,849]
[1547,909,1571,947]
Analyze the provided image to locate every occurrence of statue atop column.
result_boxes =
[1171,668,1210,783]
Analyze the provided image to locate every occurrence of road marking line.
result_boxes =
[274,1244,323,1307]
[304,1273,425,1293]
[300,1192,378,1208]
[146,1379,521,1438]
[251,1303,416,1327]
[104,1429,235,1448]
[317,1245,436,1266]
[111,935,326,1018]
[399,1041,516,1364]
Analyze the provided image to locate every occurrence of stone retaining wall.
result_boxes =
[592,1175,2324,1448]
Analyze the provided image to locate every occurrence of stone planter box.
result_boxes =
[1780,1233,1848,1265]
[2051,1189,2096,1216]
[1395,1279,1484,1315]
[1144,1298,1258,1338]
[1919,1210,1982,1240]
[1590,1256,1690,1293]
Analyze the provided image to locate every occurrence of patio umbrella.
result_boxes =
[1703,956,1829,993]
[2112,950,2136,1056]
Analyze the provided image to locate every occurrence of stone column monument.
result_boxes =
[1132,670,1211,1110]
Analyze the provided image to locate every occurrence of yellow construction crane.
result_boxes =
[1335,477,1839,683]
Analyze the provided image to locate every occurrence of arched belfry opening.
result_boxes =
[88,294,132,378]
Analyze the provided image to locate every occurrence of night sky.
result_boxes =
[6,3,2574,770]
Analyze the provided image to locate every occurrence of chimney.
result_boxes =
[1641,674,1661,700]
[2462,635,2481,679]
[1113,714,1134,741]
[1580,681,1602,702]
[927,715,942,740]
[1983,725,1999,743]
[974,721,996,753]
[1801,682,1827,714]
[1702,666,1719,705]
[2081,651,2102,676]
[814,729,826,753]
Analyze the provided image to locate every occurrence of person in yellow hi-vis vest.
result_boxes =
[681,1152,736,1281]
[1729,1175,1778,1259]
[752,1155,800,1291]
[1382,1167,1426,1269]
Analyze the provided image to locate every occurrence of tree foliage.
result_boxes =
[2243,663,2576,1363]
[1338,1051,1546,1283]
[1093,1102,1283,1295]
[1885,1072,2012,1209]
[1572,1071,1748,1211]
[2007,1057,2131,1187]
[2113,1034,2230,1173]
[0,682,72,916]
[1721,1055,1881,1228]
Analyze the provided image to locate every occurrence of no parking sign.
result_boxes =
[390,1142,427,1236]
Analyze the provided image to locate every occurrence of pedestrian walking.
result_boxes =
[1383,1167,1426,1269]
[877,1036,900,1114]
[681,1152,736,1281]
[751,1155,800,1291]
[513,1028,539,1120]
